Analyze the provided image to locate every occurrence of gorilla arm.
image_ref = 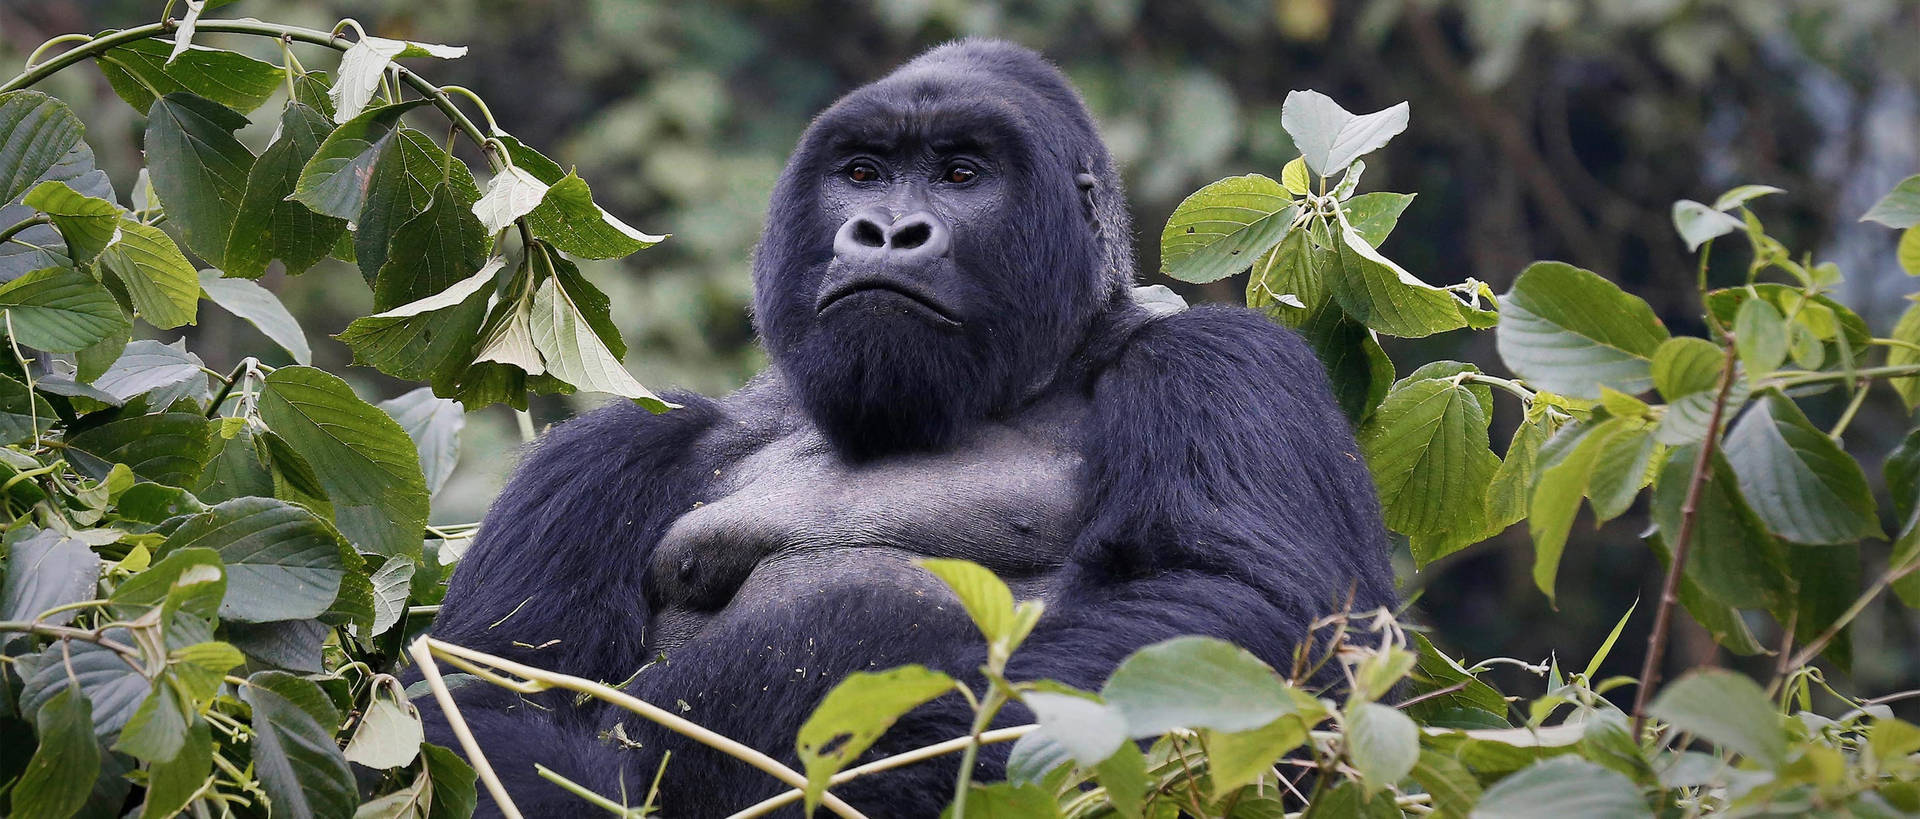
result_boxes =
[1011,305,1397,689]
[414,394,725,813]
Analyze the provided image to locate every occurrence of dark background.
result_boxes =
[4,0,1918,701]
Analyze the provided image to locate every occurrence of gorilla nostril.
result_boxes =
[890,221,932,250]
[851,219,886,248]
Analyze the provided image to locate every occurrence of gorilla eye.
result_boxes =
[846,162,880,183]
[943,164,978,184]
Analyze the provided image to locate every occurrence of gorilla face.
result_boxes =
[753,41,1131,456]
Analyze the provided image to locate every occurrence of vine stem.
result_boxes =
[726,726,1035,819]
[1630,340,1741,737]
[3,20,505,177]
[418,637,869,819]
[0,214,50,246]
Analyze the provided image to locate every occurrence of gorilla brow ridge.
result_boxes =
[817,97,1035,170]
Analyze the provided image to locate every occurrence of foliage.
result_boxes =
[3,4,1920,819]
[0,5,667,817]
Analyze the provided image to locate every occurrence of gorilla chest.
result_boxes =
[647,418,1084,618]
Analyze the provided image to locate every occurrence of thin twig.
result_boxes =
[406,637,526,819]
[1630,341,1741,736]
[1777,556,1920,675]
[421,637,868,819]
[725,726,1034,819]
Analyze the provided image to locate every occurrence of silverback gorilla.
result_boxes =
[423,39,1393,817]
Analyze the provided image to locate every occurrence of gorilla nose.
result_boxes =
[834,209,951,265]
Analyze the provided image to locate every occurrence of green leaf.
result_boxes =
[1279,90,1409,176]
[1652,446,1787,610]
[1651,337,1724,401]
[1345,702,1418,793]
[353,129,480,282]
[1280,156,1310,195]
[291,99,432,221]
[199,270,312,363]
[160,497,351,623]
[1342,191,1415,248]
[1004,732,1073,787]
[1863,175,1920,229]
[1331,222,1468,337]
[1472,756,1652,818]
[1713,184,1786,212]
[24,179,119,263]
[67,411,213,487]
[1724,391,1879,544]
[1023,685,1126,765]
[944,783,1063,819]
[422,743,478,819]
[92,339,208,406]
[379,388,464,497]
[14,684,100,818]
[141,720,211,818]
[343,694,423,770]
[1,527,99,626]
[472,164,549,234]
[1733,297,1787,383]
[1092,739,1148,819]
[1101,636,1293,736]
[367,555,414,636]
[1671,199,1744,252]
[99,218,202,329]
[224,102,346,278]
[1647,669,1787,767]
[248,681,357,819]
[1528,420,1622,602]
[1206,716,1309,798]
[1498,262,1669,399]
[797,666,955,814]
[527,254,669,409]
[1159,174,1295,283]
[1413,750,1483,817]
[17,627,153,737]
[0,91,84,203]
[1890,299,1920,409]
[1361,377,1500,566]
[371,183,489,311]
[1648,534,1765,654]
[1584,423,1656,524]
[337,258,501,385]
[1486,415,1550,531]
[329,37,468,124]
[0,265,131,351]
[108,547,224,622]
[95,39,284,115]
[259,367,429,557]
[116,681,189,762]
[917,558,1020,648]
[523,171,664,259]
[144,94,254,267]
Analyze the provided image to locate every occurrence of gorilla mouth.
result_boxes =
[817,280,962,326]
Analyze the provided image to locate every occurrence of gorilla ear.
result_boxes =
[1074,171,1099,224]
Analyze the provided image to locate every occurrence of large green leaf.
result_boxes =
[1279,90,1409,176]
[1101,636,1293,736]
[1724,391,1879,545]
[353,129,479,282]
[528,257,668,410]
[98,219,201,329]
[377,387,464,497]
[23,179,119,263]
[13,684,100,818]
[144,94,254,267]
[1647,669,1787,767]
[1345,702,1418,794]
[66,412,213,487]
[95,39,284,115]
[917,558,1033,654]
[258,366,429,557]
[140,720,211,819]
[1023,686,1126,766]
[797,666,955,814]
[1527,420,1627,602]
[1158,174,1295,283]
[17,628,153,737]
[328,37,467,124]
[1889,298,1920,409]
[161,497,351,623]
[291,99,430,221]
[523,170,664,259]
[0,91,84,203]
[91,339,208,406]
[1,528,99,626]
[1330,221,1470,337]
[1343,192,1415,247]
[337,258,500,385]
[199,270,312,364]
[1863,175,1920,229]
[371,182,489,311]
[1473,756,1652,818]
[1733,297,1787,384]
[0,265,131,351]
[0,373,56,446]
[1652,446,1788,610]
[223,102,346,278]
[247,680,356,819]
[421,743,478,819]
[1498,262,1670,398]
[1362,376,1500,566]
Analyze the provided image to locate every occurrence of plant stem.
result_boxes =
[421,637,869,819]
[1630,340,1740,737]
[1767,363,1920,389]
[1777,555,1920,675]
[0,214,49,246]
[405,637,526,819]
[0,620,142,661]
[726,726,1034,819]
[535,765,636,818]
[1828,379,1871,440]
[948,687,1005,818]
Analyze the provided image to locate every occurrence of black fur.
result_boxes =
[420,39,1393,817]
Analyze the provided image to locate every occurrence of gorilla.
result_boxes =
[422,38,1393,817]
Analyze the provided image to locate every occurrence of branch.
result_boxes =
[418,637,869,819]
[406,638,526,819]
[1630,340,1741,736]
[725,726,1035,819]
[0,213,48,246]
[0,620,142,661]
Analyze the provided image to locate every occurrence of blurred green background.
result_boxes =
[4,0,1918,700]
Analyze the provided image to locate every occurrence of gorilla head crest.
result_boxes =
[752,39,1134,456]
